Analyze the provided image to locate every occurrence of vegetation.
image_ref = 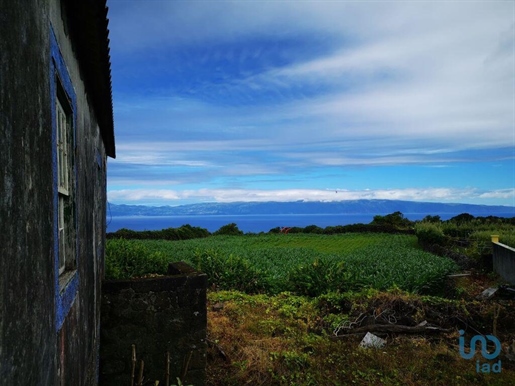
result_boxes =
[415,215,515,266]
[104,213,515,385]
[206,289,515,386]
[105,238,169,279]
[106,233,458,295]
[106,223,210,241]
[212,222,244,236]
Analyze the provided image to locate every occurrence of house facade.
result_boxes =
[0,1,115,384]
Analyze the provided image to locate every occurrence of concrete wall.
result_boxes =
[1,1,110,384]
[100,263,207,386]
[493,242,515,285]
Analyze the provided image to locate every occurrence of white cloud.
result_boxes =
[479,189,515,199]
[114,153,211,167]
[106,1,515,206]
[108,187,515,206]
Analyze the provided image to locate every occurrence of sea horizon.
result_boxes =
[106,212,515,234]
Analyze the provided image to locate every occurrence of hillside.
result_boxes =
[109,199,515,217]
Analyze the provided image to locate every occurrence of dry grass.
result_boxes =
[206,283,515,386]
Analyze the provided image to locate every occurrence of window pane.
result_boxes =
[56,99,69,195]
[58,196,65,274]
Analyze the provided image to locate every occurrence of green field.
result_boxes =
[106,233,458,296]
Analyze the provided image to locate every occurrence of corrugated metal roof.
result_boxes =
[65,0,116,158]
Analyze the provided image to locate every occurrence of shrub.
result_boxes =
[105,239,168,279]
[107,224,210,240]
[191,249,265,293]
[323,225,347,235]
[469,230,515,255]
[421,215,441,223]
[213,223,244,236]
[288,258,350,297]
[441,223,475,238]
[303,225,324,234]
[448,213,475,224]
[371,211,413,228]
[415,223,447,247]
[500,232,515,248]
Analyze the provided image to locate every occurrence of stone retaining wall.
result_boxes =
[99,262,207,385]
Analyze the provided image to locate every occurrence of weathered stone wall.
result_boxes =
[100,263,207,386]
[493,242,515,284]
[1,1,112,384]
[0,1,56,384]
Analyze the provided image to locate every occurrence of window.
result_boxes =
[51,26,79,331]
[55,84,77,281]
[56,97,69,275]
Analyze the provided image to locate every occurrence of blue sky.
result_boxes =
[106,1,515,207]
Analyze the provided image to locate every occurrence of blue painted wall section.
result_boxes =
[50,27,79,332]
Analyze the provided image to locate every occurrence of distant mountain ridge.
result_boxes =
[108,200,515,217]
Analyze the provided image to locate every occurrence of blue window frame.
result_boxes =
[50,27,79,331]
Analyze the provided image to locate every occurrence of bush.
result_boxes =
[500,233,515,248]
[415,223,447,247]
[191,249,265,293]
[441,223,475,238]
[448,213,475,224]
[107,224,210,240]
[371,211,413,228]
[105,239,168,279]
[288,258,350,297]
[421,215,441,223]
[469,230,515,255]
[213,223,244,236]
[303,225,324,234]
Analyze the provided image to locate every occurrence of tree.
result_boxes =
[449,213,475,224]
[422,215,441,223]
[372,211,413,228]
[213,223,244,236]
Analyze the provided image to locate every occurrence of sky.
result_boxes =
[106,1,515,208]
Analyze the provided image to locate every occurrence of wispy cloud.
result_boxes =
[108,187,515,207]
[106,1,515,207]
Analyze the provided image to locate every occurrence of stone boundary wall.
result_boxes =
[99,262,207,385]
[493,242,515,285]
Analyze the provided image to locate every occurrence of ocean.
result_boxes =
[106,212,515,234]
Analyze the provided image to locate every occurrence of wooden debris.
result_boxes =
[207,338,230,363]
[131,344,137,386]
[477,287,498,300]
[137,360,144,386]
[165,351,170,386]
[447,273,471,278]
[181,351,193,381]
[333,323,451,339]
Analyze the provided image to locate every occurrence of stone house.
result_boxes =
[0,1,115,384]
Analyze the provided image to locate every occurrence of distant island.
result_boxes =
[108,199,515,217]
